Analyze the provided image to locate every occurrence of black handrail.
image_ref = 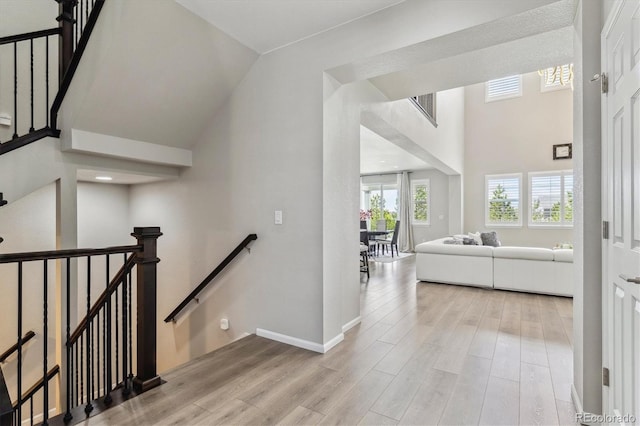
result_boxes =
[12,365,59,409]
[50,0,105,130]
[165,234,258,323]
[0,28,60,45]
[0,331,36,363]
[0,244,142,264]
[68,254,136,344]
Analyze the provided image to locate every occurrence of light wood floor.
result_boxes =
[84,256,577,425]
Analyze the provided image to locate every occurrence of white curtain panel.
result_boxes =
[398,171,414,252]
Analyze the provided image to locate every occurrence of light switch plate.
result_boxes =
[275,210,283,225]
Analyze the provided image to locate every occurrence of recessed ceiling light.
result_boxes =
[95,176,113,181]
[379,160,386,163]
[393,166,399,169]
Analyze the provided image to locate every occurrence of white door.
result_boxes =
[603,1,640,423]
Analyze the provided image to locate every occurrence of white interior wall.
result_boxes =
[464,71,574,247]
[76,182,133,319]
[125,0,567,370]
[409,169,451,244]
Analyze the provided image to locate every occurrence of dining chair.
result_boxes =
[378,221,400,257]
[376,219,387,231]
[360,243,370,278]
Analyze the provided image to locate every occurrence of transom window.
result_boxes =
[529,170,573,227]
[540,64,573,92]
[485,173,522,227]
[485,75,522,102]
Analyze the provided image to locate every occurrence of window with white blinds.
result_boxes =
[529,170,573,227]
[485,75,523,102]
[540,64,573,92]
[485,173,522,227]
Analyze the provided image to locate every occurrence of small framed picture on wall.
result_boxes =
[553,143,572,160]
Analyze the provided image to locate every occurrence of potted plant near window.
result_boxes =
[360,209,372,230]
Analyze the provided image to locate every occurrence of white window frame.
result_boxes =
[528,170,574,228]
[411,179,431,226]
[485,173,523,228]
[485,75,523,103]
[540,64,573,93]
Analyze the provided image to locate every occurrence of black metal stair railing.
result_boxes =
[0,28,61,151]
[0,0,105,156]
[0,227,162,425]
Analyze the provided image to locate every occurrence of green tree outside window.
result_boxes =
[489,184,518,223]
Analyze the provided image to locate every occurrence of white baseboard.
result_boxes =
[323,333,344,353]
[342,316,361,333]
[256,328,344,354]
[232,332,251,342]
[571,384,584,415]
[20,407,57,426]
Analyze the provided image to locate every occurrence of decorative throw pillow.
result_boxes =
[443,239,462,245]
[480,231,500,247]
[468,232,482,245]
[462,237,478,245]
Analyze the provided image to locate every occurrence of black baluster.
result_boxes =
[121,255,129,395]
[74,6,78,50]
[75,340,79,406]
[29,398,33,426]
[43,260,49,425]
[79,334,83,405]
[16,262,22,424]
[85,0,89,24]
[29,39,34,132]
[95,305,100,399]
[64,258,72,422]
[105,255,112,404]
[45,36,49,128]
[115,275,119,385]
[128,268,133,383]
[85,257,93,414]
[80,0,83,36]
[13,42,18,139]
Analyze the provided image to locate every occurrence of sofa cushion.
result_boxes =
[415,242,494,257]
[481,231,500,247]
[493,246,554,261]
[553,249,573,263]
[468,232,483,245]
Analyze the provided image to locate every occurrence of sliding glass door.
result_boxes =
[361,183,398,231]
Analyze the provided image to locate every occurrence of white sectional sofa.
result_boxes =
[415,238,573,297]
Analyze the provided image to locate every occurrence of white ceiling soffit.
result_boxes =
[328,0,577,85]
[175,0,405,54]
[77,169,173,185]
[360,125,431,175]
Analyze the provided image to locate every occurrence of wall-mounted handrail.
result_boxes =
[12,365,59,410]
[164,234,258,323]
[0,331,36,363]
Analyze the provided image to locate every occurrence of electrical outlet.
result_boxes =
[220,318,230,330]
